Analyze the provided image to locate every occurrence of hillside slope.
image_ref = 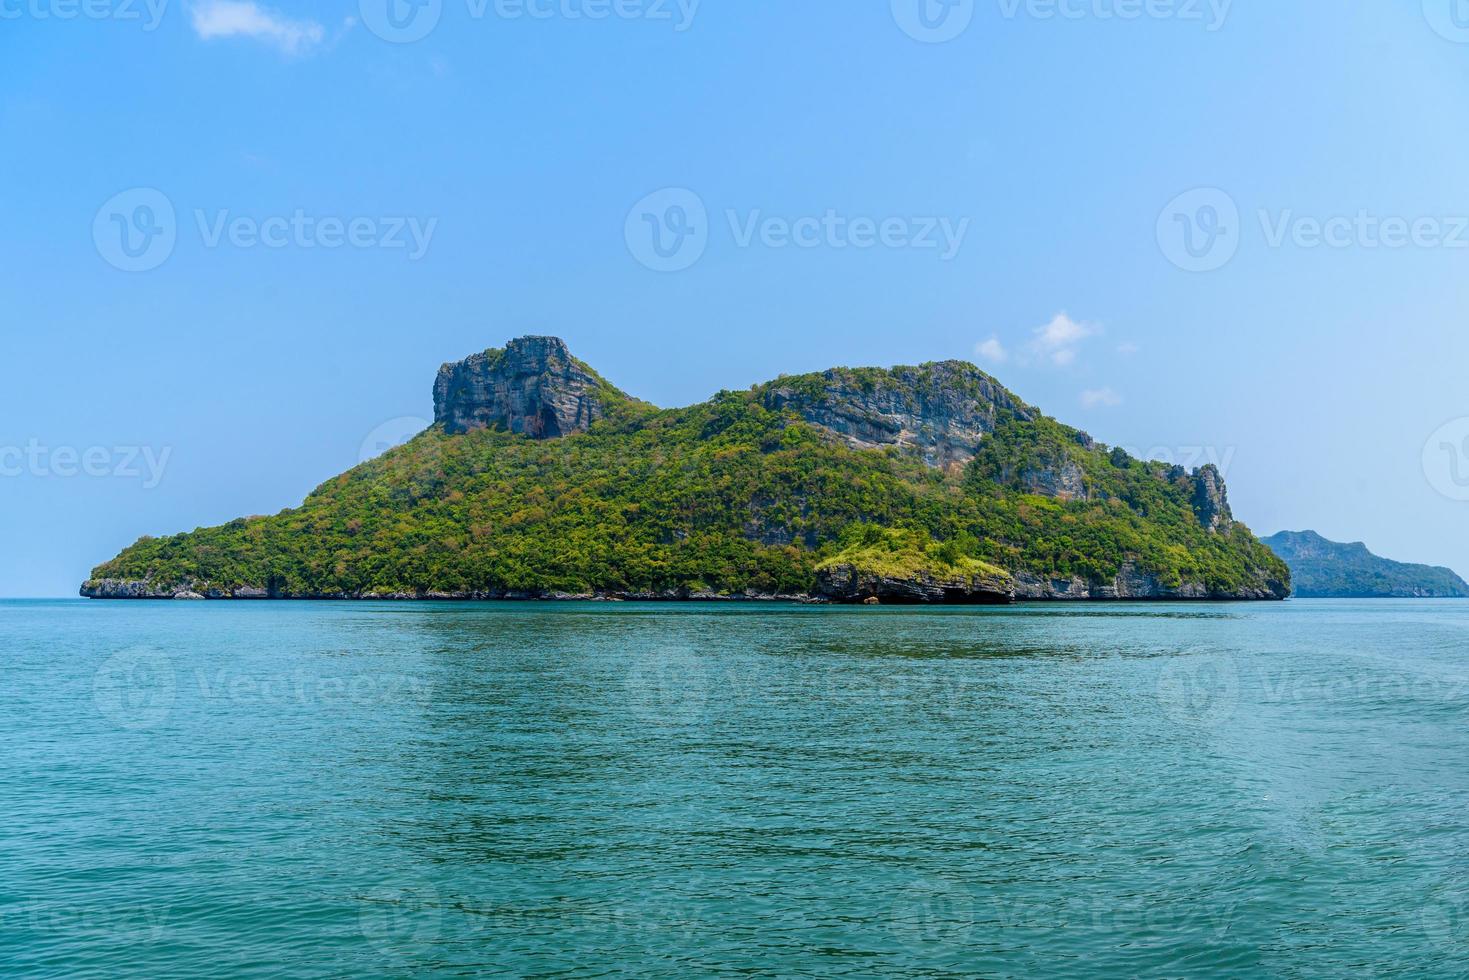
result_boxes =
[84,337,1290,603]
[1263,531,1468,598]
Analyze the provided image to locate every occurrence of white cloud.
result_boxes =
[1080,387,1123,409]
[190,1,325,55]
[1029,312,1100,367]
[1117,342,1140,356]
[974,336,1008,364]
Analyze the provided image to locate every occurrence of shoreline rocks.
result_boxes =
[81,566,1289,602]
[815,563,1015,605]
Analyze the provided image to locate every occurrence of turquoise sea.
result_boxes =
[3,599,1468,977]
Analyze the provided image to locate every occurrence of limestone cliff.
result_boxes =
[1190,464,1234,532]
[758,361,1035,469]
[433,336,623,438]
[816,564,1015,605]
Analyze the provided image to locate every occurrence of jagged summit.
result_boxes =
[433,336,628,438]
[757,361,1036,469]
[434,338,1037,469]
[430,337,1238,534]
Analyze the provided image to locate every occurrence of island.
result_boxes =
[1262,530,1468,598]
[83,336,1290,603]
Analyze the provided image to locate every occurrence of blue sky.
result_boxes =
[4,0,1469,596]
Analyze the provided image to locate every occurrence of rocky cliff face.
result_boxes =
[760,361,1035,469]
[1190,464,1234,532]
[1011,562,1287,601]
[816,563,1014,605]
[81,578,272,600]
[433,336,614,438]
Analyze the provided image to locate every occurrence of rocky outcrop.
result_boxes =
[80,579,176,599]
[433,336,617,438]
[81,579,276,599]
[1190,464,1234,532]
[1017,456,1089,501]
[760,361,1035,468]
[1011,561,1288,601]
[816,563,1015,605]
[80,579,824,603]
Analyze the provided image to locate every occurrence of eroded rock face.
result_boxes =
[80,579,175,599]
[1017,458,1089,501]
[1010,560,1289,600]
[80,579,275,599]
[761,361,1034,468]
[1190,464,1234,532]
[815,564,1015,605]
[433,336,610,438]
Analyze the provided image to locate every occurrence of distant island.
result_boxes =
[83,337,1289,603]
[1262,531,1469,599]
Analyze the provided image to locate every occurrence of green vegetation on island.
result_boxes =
[84,337,1290,602]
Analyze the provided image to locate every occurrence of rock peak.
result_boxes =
[759,360,1034,468]
[434,336,614,438]
[1190,463,1234,532]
